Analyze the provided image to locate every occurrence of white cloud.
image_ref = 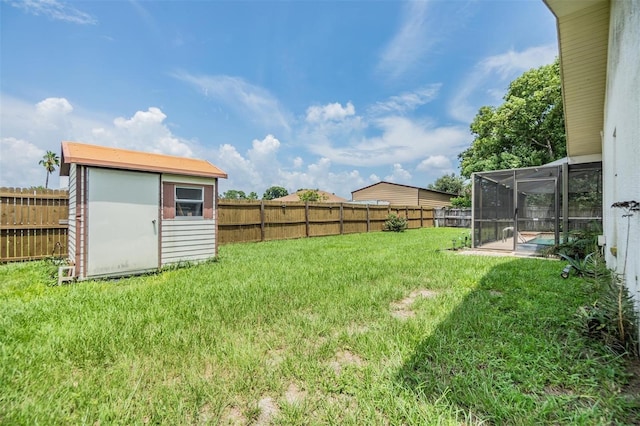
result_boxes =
[248,134,280,158]
[416,155,452,171]
[306,102,355,123]
[104,107,194,157]
[368,85,441,116]
[384,163,412,183]
[36,97,73,115]
[377,0,434,79]
[172,72,291,132]
[8,0,97,25]
[277,158,366,198]
[307,115,470,168]
[0,137,46,187]
[211,139,365,199]
[449,44,558,123]
[0,95,199,188]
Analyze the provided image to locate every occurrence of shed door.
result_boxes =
[87,168,159,277]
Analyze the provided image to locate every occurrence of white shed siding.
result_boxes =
[160,173,217,266]
[602,0,640,310]
[68,163,76,265]
[161,220,216,265]
[78,165,86,279]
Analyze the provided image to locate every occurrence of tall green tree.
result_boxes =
[262,186,288,200]
[38,150,60,189]
[221,189,247,200]
[298,189,326,202]
[428,173,466,195]
[459,59,566,178]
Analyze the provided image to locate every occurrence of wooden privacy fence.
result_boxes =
[0,189,435,261]
[0,187,69,261]
[217,200,435,244]
[434,208,472,228]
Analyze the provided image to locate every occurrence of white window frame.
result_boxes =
[175,186,204,218]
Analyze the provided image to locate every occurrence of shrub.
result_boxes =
[383,214,408,232]
[550,223,602,259]
[575,264,639,356]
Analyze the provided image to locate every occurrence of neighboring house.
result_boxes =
[544,1,639,311]
[59,141,227,280]
[273,190,348,203]
[351,181,454,208]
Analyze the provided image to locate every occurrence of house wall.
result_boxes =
[417,189,453,208]
[352,183,417,205]
[602,0,640,309]
[161,174,217,266]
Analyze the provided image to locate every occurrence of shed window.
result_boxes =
[176,186,203,217]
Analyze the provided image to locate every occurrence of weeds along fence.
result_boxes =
[0,190,435,261]
[217,200,435,244]
[0,187,69,261]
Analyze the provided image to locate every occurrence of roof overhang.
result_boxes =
[60,141,228,179]
[543,0,609,157]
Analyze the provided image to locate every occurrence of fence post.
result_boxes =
[305,202,309,237]
[366,204,370,232]
[339,203,344,235]
[260,200,265,242]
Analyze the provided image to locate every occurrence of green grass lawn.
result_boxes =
[1,228,637,424]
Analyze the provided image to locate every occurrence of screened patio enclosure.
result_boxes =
[472,161,602,253]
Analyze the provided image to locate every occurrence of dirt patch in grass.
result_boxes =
[256,396,279,425]
[284,383,307,405]
[329,350,365,374]
[390,289,438,320]
[265,348,286,368]
[220,404,246,425]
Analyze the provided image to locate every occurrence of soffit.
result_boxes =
[545,0,609,157]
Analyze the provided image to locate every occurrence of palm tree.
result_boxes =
[39,150,60,189]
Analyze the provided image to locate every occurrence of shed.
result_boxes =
[59,141,227,280]
[351,181,454,208]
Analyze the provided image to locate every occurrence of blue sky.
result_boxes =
[0,0,558,198]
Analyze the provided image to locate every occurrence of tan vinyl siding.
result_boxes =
[67,164,76,264]
[352,182,417,205]
[417,189,453,208]
[161,220,216,265]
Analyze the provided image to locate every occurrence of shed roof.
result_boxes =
[351,181,456,197]
[59,141,227,179]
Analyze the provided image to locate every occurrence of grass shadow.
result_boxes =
[397,257,639,424]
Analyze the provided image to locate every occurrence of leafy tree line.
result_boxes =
[221,186,331,202]
[221,186,287,200]
[429,59,565,207]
